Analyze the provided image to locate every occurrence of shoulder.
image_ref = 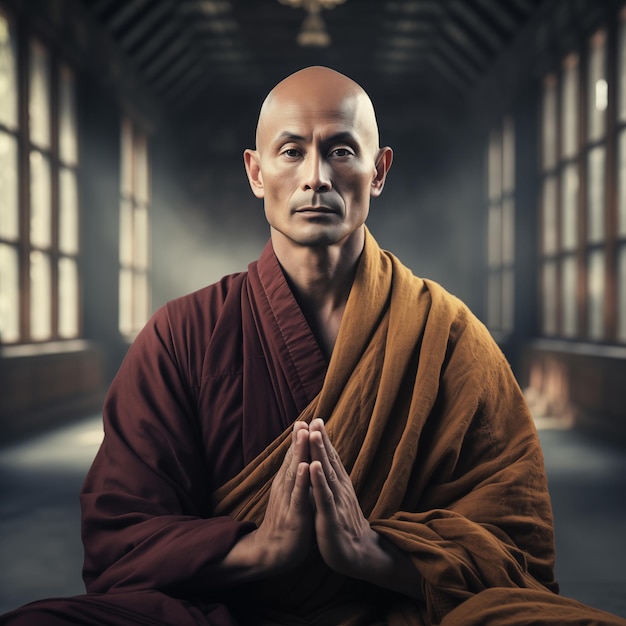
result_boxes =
[163,272,247,329]
[423,278,490,342]
[132,271,248,361]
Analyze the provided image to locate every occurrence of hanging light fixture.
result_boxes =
[278,0,347,47]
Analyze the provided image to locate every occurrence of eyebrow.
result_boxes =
[274,130,359,145]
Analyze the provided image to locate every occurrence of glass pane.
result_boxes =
[618,244,626,342]
[502,197,515,265]
[119,267,133,335]
[588,30,607,142]
[488,129,502,201]
[619,130,626,237]
[30,151,52,248]
[134,204,149,270]
[133,271,149,332]
[502,267,514,333]
[487,271,502,330]
[29,39,51,149]
[59,167,79,254]
[542,176,557,255]
[0,242,19,342]
[542,260,557,336]
[58,256,79,338]
[587,147,605,244]
[561,163,578,251]
[587,249,604,340]
[59,65,78,166]
[620,9,626,122]
[562,255,577,337]
[120,118,133,197]
[542,75,558,170]
[30,249,51,340]
[119,199,133,267]
[488,204,502,267]
[0,130,18,240]
[134,134,149,204]
[0,12,18,130]
[561,53,579,159]
[502,116,514,195]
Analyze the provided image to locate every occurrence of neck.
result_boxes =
[271,227,365,357]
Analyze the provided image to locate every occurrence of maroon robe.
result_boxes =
[80,240,327,599]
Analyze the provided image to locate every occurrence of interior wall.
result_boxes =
[151,95,485,315]
[151,129,269,310]
[369,118,485,313]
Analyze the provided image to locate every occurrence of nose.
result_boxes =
[302,151,332,192]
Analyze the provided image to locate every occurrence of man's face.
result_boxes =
[245,82,388,250]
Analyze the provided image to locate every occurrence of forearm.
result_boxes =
[211,528,286,586]
[343,529,425,601]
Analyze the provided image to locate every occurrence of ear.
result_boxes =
[371,146,393,198]
[244,149,265,199]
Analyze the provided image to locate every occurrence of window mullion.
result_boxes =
[604,17,619,342]
[17,18,30,343]
[50,55,60,340]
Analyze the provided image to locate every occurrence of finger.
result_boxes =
[309,460,336,517]
[292,420,309,440]
[285,427,310,488]
[309,419,336,461]
[290,461,312,514]
[275,426,303,486]
[312,421,350,481]
[309,430,339,491]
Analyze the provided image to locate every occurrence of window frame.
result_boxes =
[0,9,82,345]
[118,116,151,339]
[537,22,625,345]
[486,115,516,336]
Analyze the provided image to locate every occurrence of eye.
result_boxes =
[281,147,302,158]
[330,147,354,158]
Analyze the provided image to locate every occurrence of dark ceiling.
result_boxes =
[77,0,546,118]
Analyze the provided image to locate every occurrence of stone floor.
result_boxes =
[0,416,625,618]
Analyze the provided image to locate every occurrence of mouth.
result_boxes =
[293,206,338,215]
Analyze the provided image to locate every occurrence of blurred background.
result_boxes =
[0,0,625,619]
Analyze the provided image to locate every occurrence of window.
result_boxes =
[486,116,515,334]
[539,53,582,338]
[0,12,80,345]
[119,117,151,337]
[538,26,625,344]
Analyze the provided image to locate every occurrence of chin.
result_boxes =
[272,221,365,250]
[291,227,350,248]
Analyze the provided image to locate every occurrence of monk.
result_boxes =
[2,66,625,625]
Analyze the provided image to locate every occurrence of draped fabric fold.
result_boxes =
[212,230,558,624]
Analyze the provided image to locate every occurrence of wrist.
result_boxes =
[348,530,424,601]
[217,529,279,582]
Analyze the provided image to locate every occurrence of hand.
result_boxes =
[308,418,380,577]
[217,421,313,581]
[307,419,424,599]
[253,421,313,573]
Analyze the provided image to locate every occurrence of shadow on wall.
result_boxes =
[368,136,484,312]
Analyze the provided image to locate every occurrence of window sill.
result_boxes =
[529,338,626,361]
[0,339,97,359]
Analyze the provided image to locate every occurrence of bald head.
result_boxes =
[255,66,380,155]
[243,65,394,251]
